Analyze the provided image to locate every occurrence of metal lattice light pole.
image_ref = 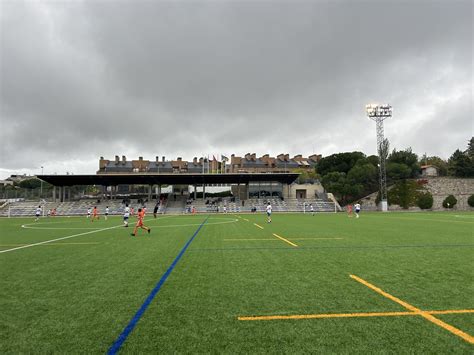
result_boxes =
[40,166,44,197]
[366,104,392,212]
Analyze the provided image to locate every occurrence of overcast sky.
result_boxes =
[0,0,472,178]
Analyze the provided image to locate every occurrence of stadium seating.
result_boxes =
[0,196,337,217]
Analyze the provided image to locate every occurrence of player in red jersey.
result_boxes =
[347,204,353,217]
[131,208,151,236]
[91,206,99,222]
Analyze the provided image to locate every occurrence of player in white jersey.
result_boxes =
[310,204,314,216]
[354,203,361,218]
[105,206,109,220]
[35,206,42,221]
[266,202,272,223]
[123,204,130,227]
[87,207,91,218]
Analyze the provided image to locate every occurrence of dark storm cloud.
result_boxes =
[0,0,472,176]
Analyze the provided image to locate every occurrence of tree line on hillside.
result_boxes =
[315,137,474,205]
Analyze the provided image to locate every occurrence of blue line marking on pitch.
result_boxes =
[107,216,209,355]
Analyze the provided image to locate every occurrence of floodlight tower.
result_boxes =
[366,104,392,212]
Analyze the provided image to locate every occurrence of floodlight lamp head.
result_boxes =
[366,104,392,119]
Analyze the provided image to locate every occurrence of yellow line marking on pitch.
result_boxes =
[243,218,249,222]
[254,223,264,230]
[0,242,100,246]
[429,309,474,315]
[350,274,474,344]
[272,233,298,247]
[238,309,474,321]
[224,239,277,241]
[290,237,344,240]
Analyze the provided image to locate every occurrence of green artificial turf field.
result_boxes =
[1,211,473,353]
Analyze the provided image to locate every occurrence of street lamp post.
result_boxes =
[366,104,392,212]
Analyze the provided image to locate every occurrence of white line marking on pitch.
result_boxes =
[1,224,124,254]
[2,215,180,254]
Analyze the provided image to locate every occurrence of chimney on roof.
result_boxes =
[139,156,143,161]
[100,156,104,160]
[245,153,251,160]
[115,155,119,165]
[285,154,289,161]
[162,156,165,163]
[156,156,159,163]
[122,156,126,166]
[199,157,203,165]
[193,157,197,164]
[177,157,182,161]
[251,153,256,161]
[309,154,321,162]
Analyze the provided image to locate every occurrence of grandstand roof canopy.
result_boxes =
[39,173,299,186]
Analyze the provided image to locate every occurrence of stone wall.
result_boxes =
[423,177,474,210]
[358,177,474,211]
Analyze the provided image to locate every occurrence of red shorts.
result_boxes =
[136,219,144,227]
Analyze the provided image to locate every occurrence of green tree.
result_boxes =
[347,162,378,196]
[321,172,353,203]
[316,152,366,176]
[387,180,417,209]
[417,192,433,209]
[367,155,379,167]
[292,168,320,184]
[387,148,420,179]
[442,195,457,208]
[18,178,41,189]
[467,137,474,159]
[386,162,412,180]
[448,149,474,177]
[468,194,474,208]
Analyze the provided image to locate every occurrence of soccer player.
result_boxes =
[131,208,151,236]
[35,205,42,221]
[87,207,91,219]
[354,202,361,218]
[153,203,159,218]
[266,202,272,223]
[91,206,99,222]
[105,206,109,220]
[310,204,315,216]
[347,204,353,217]
[223,205,227,213]
[123,204,130,227]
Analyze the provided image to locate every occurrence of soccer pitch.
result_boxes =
[1,212,473,353]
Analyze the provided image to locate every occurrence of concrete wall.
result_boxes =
[283,182,325,200]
